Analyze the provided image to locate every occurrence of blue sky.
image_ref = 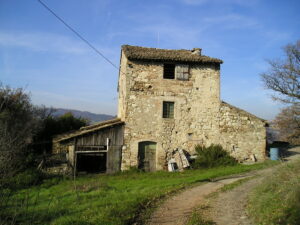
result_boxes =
[1,0,299,119]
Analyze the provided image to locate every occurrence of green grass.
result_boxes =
[219,176,254,192]
[186,206,216,225]
[1,161,277,225]
[248,159,300,225]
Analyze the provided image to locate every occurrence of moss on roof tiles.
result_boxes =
[122,45,223,64]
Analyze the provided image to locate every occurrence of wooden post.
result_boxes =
[73,138,77,180]
[106,138,110,173]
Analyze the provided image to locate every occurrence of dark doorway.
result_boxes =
[138,141,156,172]
[77,153,106,173]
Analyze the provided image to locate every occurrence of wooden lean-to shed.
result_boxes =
[52,118,124,174]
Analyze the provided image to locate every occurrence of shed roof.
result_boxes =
[122,45,223,64]
[53,118,124,142]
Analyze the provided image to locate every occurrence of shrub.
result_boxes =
[192,144,237,168]
[0,168,44,190]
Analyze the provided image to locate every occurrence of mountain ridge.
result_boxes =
[51,108,115,124]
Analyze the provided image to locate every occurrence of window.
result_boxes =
[163,64,175,79]
[175,64,189,80]
[163,101,174,118]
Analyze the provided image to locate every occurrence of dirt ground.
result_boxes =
[146,147,300,225]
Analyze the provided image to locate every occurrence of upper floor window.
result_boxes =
[163,64,189,80]
[163,64,175,79]
[163,101,174,118]
[176,64,189,80]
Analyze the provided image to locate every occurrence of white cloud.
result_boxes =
[0,30,89,54]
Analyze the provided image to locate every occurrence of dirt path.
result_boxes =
[203,146,300,225]
[146,147,300,225]
[201,170,268,225]
[147,176,252,225]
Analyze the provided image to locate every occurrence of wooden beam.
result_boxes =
[75,150,108,153]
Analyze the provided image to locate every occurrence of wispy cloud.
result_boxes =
[134,24,204,48]
[203,14,260,30]
[180,0,259,6]
[0,31,89,54]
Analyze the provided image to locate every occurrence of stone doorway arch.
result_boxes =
[138,141,157,172]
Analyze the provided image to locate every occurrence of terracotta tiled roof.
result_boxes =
[122,45,223,64]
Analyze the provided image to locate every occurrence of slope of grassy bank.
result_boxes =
[248,159,300,225]
[1,161,276,225]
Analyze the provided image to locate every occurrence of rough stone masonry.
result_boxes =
[118,45,267,171]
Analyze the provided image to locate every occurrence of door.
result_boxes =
[138,141,156,172]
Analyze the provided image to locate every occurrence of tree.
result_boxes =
[261,41,300,145]
[0,85,41,179]
[32,112,88,153]
[273,105,300,145]
[261,40,300,104]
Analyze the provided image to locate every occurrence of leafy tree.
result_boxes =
[0,84,89,181]
[33,112,88,153]
[0,85,41,179]
[261,40,300,104]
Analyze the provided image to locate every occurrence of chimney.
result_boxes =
[191,48,202,55]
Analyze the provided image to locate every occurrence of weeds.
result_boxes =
[187,206,216,225]
[248,159,300,225]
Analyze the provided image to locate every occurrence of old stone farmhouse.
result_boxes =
[53,45,267,173]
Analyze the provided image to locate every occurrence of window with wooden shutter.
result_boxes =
[175,64,189,80]
[163,101,174,118]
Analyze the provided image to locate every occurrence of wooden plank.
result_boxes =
[76,150,108,153]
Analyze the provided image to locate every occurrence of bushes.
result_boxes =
[0,169,44,190]
[192,144,237,168]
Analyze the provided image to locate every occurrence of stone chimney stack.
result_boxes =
[191,48,202,55]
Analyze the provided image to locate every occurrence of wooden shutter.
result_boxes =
[175,65,189,80]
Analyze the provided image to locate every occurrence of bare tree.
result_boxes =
[261,40,300,104]
[273,105,300,145]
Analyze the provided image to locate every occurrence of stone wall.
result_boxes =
[119,53,224,170]
[219,102,267,161]
[52,139,71,154]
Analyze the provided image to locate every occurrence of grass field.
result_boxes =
[248,159,300,225]
[1,161,277,225]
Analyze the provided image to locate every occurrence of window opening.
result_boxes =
[163,101,174,118]
[163,64,175,79]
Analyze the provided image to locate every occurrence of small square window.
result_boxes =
[163,101,174,118]
[163,64,175,79]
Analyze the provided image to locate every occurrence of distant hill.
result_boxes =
[51,108,115,124]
